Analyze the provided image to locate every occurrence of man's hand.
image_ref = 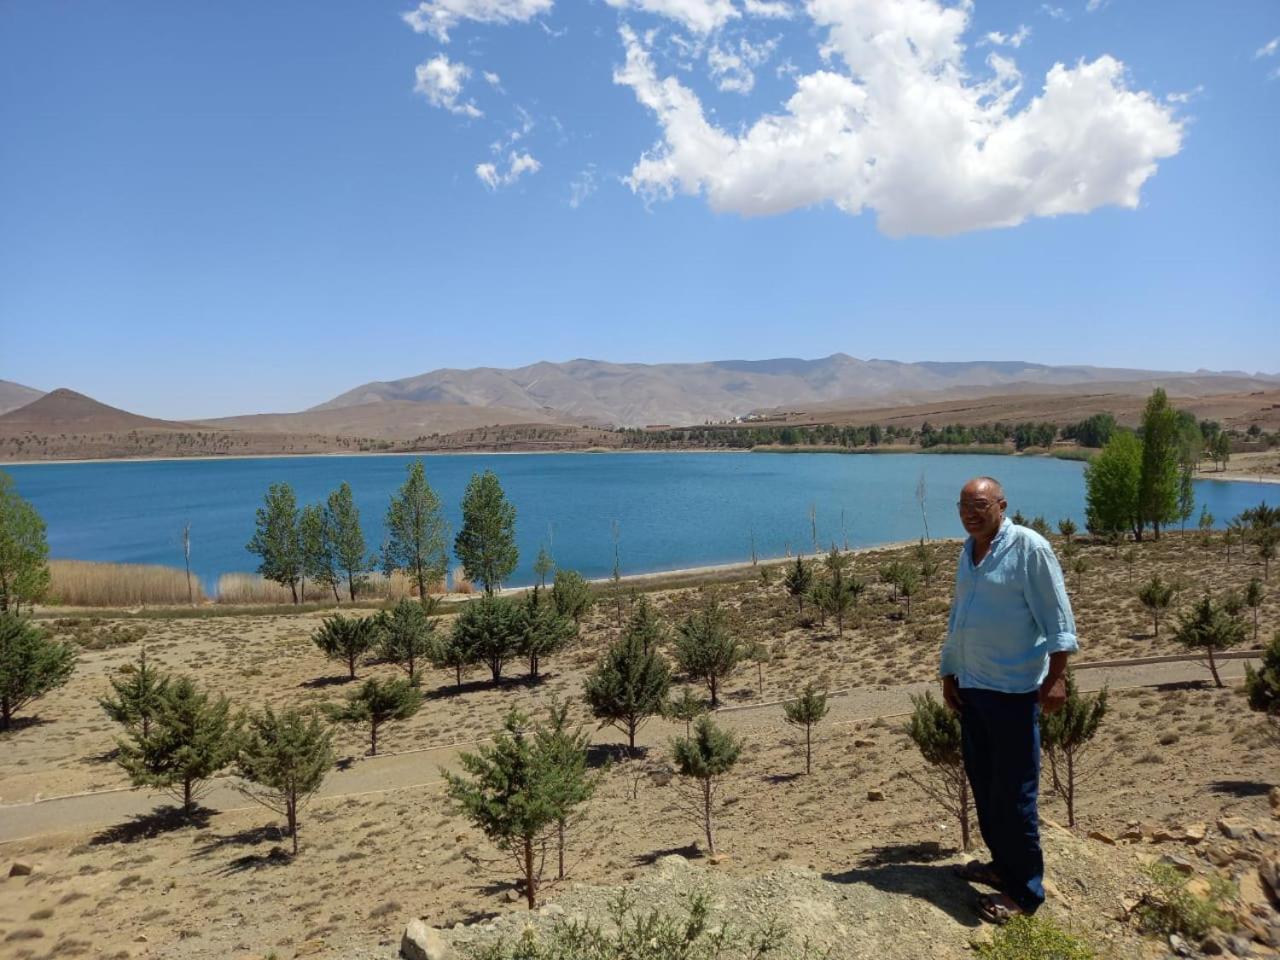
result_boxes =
[942,675,963,712]
[1038,653,1070,714]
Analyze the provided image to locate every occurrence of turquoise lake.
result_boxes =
[4,453,1275,591]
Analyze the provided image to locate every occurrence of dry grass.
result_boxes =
[216,571,417,604]
[49,560,205,607]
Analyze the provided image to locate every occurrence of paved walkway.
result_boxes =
[0,653,1260,845]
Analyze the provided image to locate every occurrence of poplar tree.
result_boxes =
[246,482,302,603]
[782,683,829,775]
[907,692,971,851]
[584,596,672,753]
[1137,575,1175,637]
[327,676,421,756]
[674,599,745,708]
[99,646,170,739]
[1084,431,1143,541]
[783,557,813,614]
[0,611,76,731]
[382,460,448,601]
[376,598,437,684]
[453,594,522,683]
[551,568,594,624]
[1138,389,1181,540]
[454,470,518,595]
[1175,593,1245,688]
[236,705,334,855]
[116,676,239,816]
[0,472,51,613]
[312,613,377,680]
[1040,674,1107,828]
[299,502,338,603]
[672,715,742,857]
[326,482,369,601]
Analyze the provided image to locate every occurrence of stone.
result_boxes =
[867,790,885,802]
[504,889,521,903]
[1205,844,1237,868]
[1226,935,1255,957]
[1121,825,1145,842]
[708,853,731,865]
[854,738,876,748]
[1159,853,1195,875]
[1199,931,1227,955]
[1120,895,1142,917]
[1219,817,1252,840]
[1168,932,1191,957]
[1261,853,1280,904]
[657,854,689,874]
[1089,830,1117,846]
[401,920,450,960]
[1270,785,1280,815]
[8,861,33,877]
[1152,827,1183,843]
[1184,823,1208,843]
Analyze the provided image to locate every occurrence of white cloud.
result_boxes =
[1256,37,1279,59]
[743,0,795,18]
[1041,4,1069,20]
[402,0,553,42]
[707,37,778,94]
[476,151,542,189]
[413,55,483,117]
[602,0,738,34]
[569,166,599,207]
[613,0,1183,237]
[1085,0,1106,11]
[981,24,1031,48]
[1165,85,1203,105]
[483,70,503,86]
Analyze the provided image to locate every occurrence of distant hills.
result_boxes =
[0,380,44,417]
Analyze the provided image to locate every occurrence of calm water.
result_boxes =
[4,453,1275,591]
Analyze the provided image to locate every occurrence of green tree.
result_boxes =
[312,613,377,680]
[782,557,813,614]
[1057,518,1078,542]
[1138,388,1181,540]
[550,568,594,624]
[99,646,170,739]
[674,599,745,708]
[376,598,438,684]
[583,597,672,753]
[1084,431,1143,541]
[915,539,941,584]
[897,565,920,621]
[0,611,76,731]
[907,692,971,851]
[0,472,51,613]
[663,686,707,737]
[782,683,829,775]
[816,547,865,636]
[1244,578,1265,643]
[520,589,576,679]
[533,545,555,589]
[535,699,598,881]
[1174,594,1245,688]
[1069,555,1090,594]
[1244,630,1280,740]
[1137,575,1175,637]
[453,594,522,683]
[1197,507,1215,545]
[236,705,334,855]
[246,482,302,604]
[116,676,239,815]
[1040,674,1107,828]
[382,460,448,601]
[327,676,421,756]
[454,470,518,595]
[444,709,563,909]
[672,715,742,856]
[431,627,474,689]
[1213,431,1231,471]
[326,482,369,602]
[299,502,338,603]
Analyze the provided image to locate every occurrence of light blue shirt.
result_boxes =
[939,517,1078,694]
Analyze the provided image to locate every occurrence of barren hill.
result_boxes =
[0,388,198,433]
[0,379,44,417]
[314,355,1280,428]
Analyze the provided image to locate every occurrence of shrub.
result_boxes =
[1136,863,1236,940]
[974,915,1096,960]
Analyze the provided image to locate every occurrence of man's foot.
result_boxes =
[976,892,1025,925]
[953,860,1002,888]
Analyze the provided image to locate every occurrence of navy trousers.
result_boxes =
[960,687,1045,913]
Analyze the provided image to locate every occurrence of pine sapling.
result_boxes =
[781,683,829,775]
[1040,674,1107,828]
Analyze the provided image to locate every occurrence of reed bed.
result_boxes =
[48,560,205,607]
[214,570,417,605]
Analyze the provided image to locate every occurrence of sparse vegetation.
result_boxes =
[0,610,76,730]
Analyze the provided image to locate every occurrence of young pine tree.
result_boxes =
[1244,630,1280,741]
[535,699,599,882]
[782,683,829,775]
[1175,594,1245,688]
[312,613,378,680]
[376,598,437,685]
[533,545,555,589]
[382,459,448,602]
[327,676,421,756]
[663,686,708,737]
[583,596,672,753]
[453,594,523,683]
[907,692,971,851]
[672,715,742,857]
[116,676,239,815]
[782,557,813,614]
[897,566,921,621]
[1057,518,1078,543]
[1138,575,1175,638]
[674,599,745,708]
[550,568,594,624]
[99,646,170,739]
[519,589,576,680]
[1244,578,1265,643]
[246,482,302,604]
[236,705,334,855]
[0,611,76,731]
[1040,675,1107,828]
[454,470,518,595]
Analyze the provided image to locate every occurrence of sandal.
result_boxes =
[976,892,1025,926]
[954,860,1003,888]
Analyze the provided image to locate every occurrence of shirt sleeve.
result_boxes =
[1023,541,1078,655]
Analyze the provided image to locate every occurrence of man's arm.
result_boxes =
[1024,542,1078,714]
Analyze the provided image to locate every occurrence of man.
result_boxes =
[939,476,1077,924]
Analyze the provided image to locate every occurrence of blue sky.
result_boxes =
[1,0,1277,419]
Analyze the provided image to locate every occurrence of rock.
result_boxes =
[1219,817,1252,840]
[1169,932,1191,956]
[1121,825,1145,842]
[1269,785,1280,816]
[1205,844,1237,867]
[8,861,33,877]
[1226,935,1255,957]
[1184,823,1208,844]
[1119,895,1142,917]
[708,853,731,865]
[867,790,885,802]
[1260,852,1280,904]
[1152,827,1183,843]
[1089,830,1117,845]
[1199,931,1227,955]
[504,889,521,903]
[1254,825,1279,844]
[657,854,690,872]
[401,920,450,960]
[1159,853,1195,875]
[854,738,876,748]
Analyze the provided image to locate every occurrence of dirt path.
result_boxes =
[0,653,1259,846]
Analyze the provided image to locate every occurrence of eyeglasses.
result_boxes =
[956,499,997,513]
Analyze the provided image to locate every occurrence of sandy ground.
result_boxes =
[1,534,1278,959]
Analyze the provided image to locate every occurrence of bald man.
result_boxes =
[940,476,1077,924]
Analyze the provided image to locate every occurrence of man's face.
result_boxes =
[957,484,1006,540]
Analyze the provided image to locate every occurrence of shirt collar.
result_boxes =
[968,516,1013,564]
